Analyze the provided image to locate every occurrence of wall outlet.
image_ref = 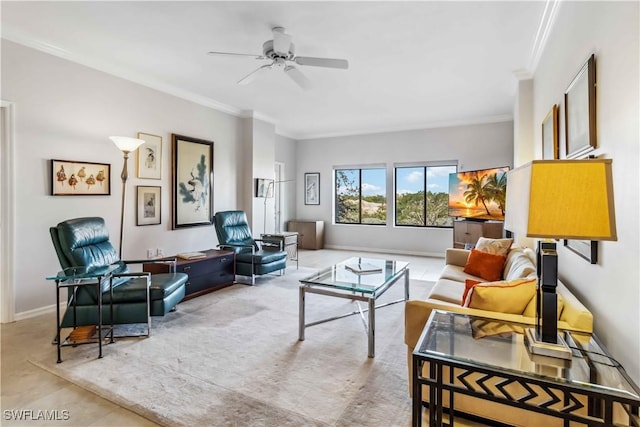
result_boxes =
[147,248,155,259]
[156,248,164,258]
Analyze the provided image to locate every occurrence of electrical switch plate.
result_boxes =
[147,249,155,259]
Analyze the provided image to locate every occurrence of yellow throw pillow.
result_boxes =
[523,293,565,319]
[475,237,513,256]
[462,278,537,314]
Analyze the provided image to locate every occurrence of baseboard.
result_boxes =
[14,303,58,322]
[323,244,445,258]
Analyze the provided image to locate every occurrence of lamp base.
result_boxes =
[524,328,572,360]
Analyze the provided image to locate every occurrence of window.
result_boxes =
[335,168,386,225]
[395,164,457,227]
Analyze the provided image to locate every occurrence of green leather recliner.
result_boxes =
[50,217,188,327]
[213,210,288,285]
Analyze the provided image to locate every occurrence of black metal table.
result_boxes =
[46,265,119,363]
[412,310,640,426]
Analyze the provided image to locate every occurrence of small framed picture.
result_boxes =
[564,54,596,159]
[542,104,559,159]
[564,239,598,264]
[136,186,161,226]
[255,178,274,198]
[304,172,320,205]
[51,159,110,196]
[137,132,162,179]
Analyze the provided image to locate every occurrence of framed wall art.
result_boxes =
[137,132,162,179]
[136,185,161,226]
[51,159,110,196]
[564,239,598,264]
[171,134,214,229]
[542,104,559,159]
[255,178,274,198]
[304,172,320,205]
[564,54,596,159]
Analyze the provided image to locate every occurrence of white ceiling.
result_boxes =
[1,1,551,139]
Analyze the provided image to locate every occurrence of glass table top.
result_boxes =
[299,257,409,294]
[46,264,121,282]
[416,310,640,401]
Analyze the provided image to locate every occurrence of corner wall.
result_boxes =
[527,1,639,383]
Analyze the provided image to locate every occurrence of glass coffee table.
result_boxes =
[298,257,409,358]
[412,310,640,426]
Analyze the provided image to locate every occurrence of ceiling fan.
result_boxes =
[207,27,349,90]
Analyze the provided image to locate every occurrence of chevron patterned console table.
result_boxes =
[412,310,640,427]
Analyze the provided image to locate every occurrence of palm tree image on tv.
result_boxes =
[448,167,509,221]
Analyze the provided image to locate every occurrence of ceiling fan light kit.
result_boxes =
[208,26,349,90]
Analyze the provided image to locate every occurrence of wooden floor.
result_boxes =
[0,249,458,427]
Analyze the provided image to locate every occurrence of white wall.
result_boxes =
[527,1,639,383]
[275,134,297,232]
[1,40,243,315]
[296,121,514,255]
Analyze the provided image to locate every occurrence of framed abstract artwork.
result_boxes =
[51,159,110,196]
[136,185,161,226]
[304,172,320,205]
[137,132,162,179]
[542,104,559,159]
[171,134,214,229]
[255,178,274,198]
[564,54,596,159]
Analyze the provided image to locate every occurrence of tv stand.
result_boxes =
[453,219,504,249]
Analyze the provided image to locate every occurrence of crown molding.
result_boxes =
[2,30,244,117]
[295,114,514,141]
[528,0,561,73]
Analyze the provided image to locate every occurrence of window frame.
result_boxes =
[394,162,458,228]
[334,166,387,226]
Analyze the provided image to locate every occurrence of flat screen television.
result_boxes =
[448,166,510,221]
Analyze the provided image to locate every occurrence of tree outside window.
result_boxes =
[395,165,456,227]
[335,168,386,225]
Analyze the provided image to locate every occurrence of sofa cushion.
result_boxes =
[439,264,484,283]
[428,279,466,305]
[475,237,513,256]
[503,248,537,281]
[463,249,506,282]
[462,278,537,314]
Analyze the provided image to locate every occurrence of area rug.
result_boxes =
[31,266,434,427]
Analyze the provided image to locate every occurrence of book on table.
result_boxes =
[177,252,207,260]
[345,262,382,274]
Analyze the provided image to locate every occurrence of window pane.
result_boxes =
[335,169,360,224]
[426,165,457,226]
[396,167,425,226]
[361,169,386,224]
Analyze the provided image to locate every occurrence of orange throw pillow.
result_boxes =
[463,249,507,282]
[462,279,482,305]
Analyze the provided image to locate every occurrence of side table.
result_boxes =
[412,310,640,426]
[46,265,120,363]
[261,232,298,269]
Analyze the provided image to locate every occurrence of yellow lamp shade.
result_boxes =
[504,159,617,241]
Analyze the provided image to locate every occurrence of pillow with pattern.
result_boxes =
[475,237,513,256]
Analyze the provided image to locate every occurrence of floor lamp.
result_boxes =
[504,159,616,359]
[109,136,145,259]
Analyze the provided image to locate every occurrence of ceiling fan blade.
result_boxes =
[272,27,292,56]
[284,65,311,90]
[237,64,272,85]
[294,56,349,69]
[208,51,264,59]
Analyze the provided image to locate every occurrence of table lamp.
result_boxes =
[110,136,146,259]
[504,159,616,359]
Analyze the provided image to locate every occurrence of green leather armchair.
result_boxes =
[213,210,288,285]
[50,217,187,328]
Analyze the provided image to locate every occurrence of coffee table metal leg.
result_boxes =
[404,268,410,301]
[368,297,375,358]
[298,286,305,341]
